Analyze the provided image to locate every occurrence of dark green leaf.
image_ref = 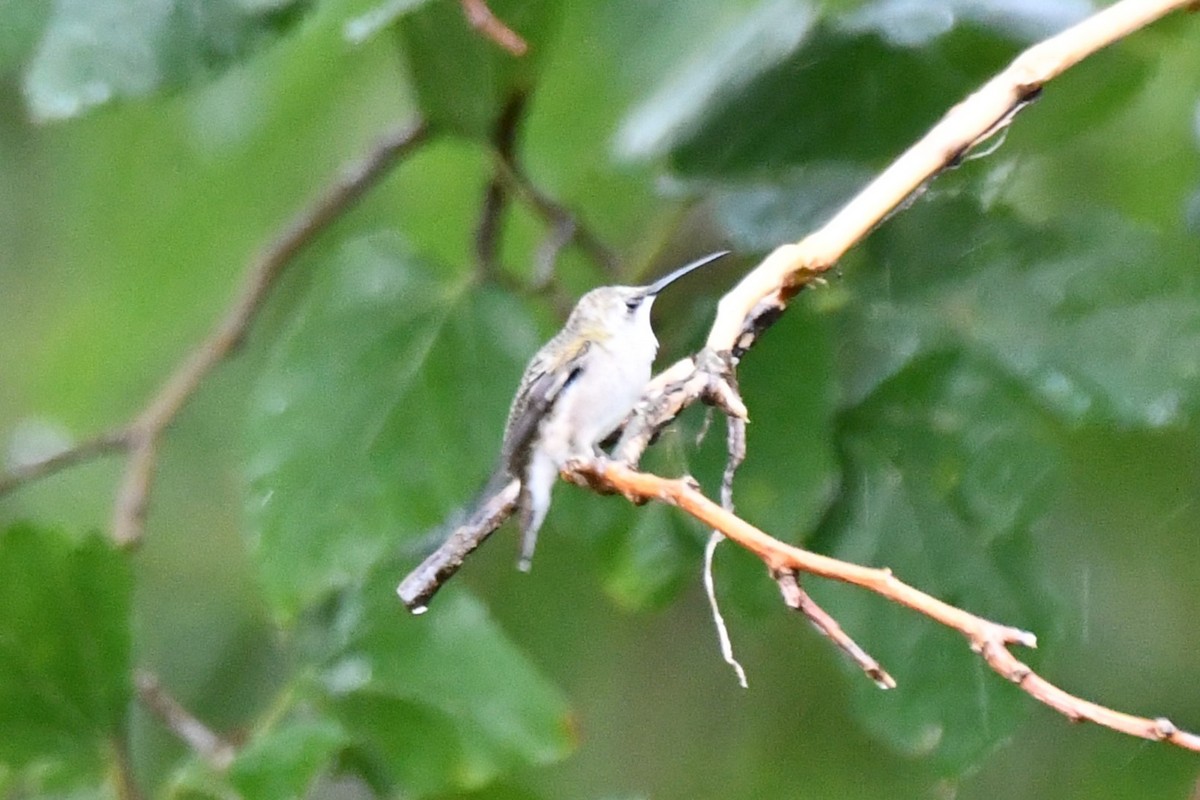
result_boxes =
[670,27,996,174]
[245,231,540,620]
[396,0,562,138]
[813,355,1061,770]
[0,524,131,777]
[22,0,310,121]
[599,502,699,612]
[321,567,573,796]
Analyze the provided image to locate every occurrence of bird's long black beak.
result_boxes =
[646,250,730,296]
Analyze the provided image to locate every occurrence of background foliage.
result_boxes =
[2,0,1199,798]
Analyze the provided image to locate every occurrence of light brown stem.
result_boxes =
[586,461,1200,752]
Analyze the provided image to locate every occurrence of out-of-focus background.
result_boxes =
[2,1,1199,798]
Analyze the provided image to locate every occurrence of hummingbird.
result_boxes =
[397,250,728,611]
[502,249,729,570]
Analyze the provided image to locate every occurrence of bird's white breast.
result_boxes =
[539,311,657,464]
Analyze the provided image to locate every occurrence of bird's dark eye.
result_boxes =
[624,297,642,313]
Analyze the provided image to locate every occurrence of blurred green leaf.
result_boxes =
[617,0,1148,179]
[663,24,1011,175]
[22,0,310,121]
[840,0,1091,46]
[229,718,349,800]
[245,231,540,620]
[0,524,131,779]
[840,198,1200,427]
[712,164,874,251]
[164,759,236,800]
[396,0,562,138]
[0,0,51,75]
[320,569,573,796]
[441,783,550,800]
[343,0,433,45]
[600,502,700,612]
[813,355,1061,770]
[614,0,816,166]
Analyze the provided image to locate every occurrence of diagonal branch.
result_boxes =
[135,669,236,769]
[0,119,431,547]
[705,0,1193,354]
[111,119,430,545]
[461,0,528,56]
[575,460,1200,752]
[617,0,1195,464]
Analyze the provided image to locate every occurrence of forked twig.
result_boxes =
[776,570,895,690]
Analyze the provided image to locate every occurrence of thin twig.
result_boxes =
[703,531,747,687]
[0,429,128,497]
[461,0,528,56]
[107,120,429,546]
[776,570,896,690]
[532,212,579,288]
[577,460,1200,752]
[703,388,749,686]
[134,669,236,769]
[473,89,619,293]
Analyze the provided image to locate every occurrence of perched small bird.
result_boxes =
[398,250,727,611]
[503,250,729,569]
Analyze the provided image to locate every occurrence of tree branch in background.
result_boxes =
[492,155,622,283]
[574,461,1200,752]
[461,0,528,56]
[0,119,431,547]
[0,428,127,496]
[111,119,430,545]
[134,669,236,770]
[109,735,144,800]
[473,88,620,315]
[475,93,527,279]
